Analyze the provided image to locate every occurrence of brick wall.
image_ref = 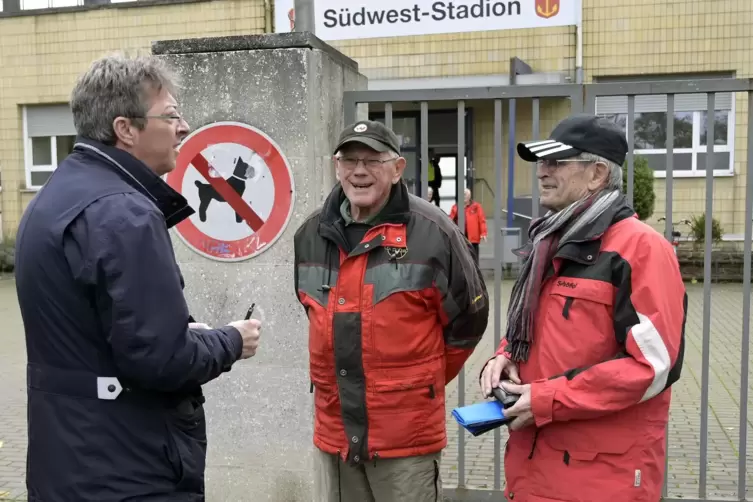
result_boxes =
[1,0,751,238]
[582,0,752,238]
[0,0,267,235]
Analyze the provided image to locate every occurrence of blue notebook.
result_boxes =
[451,400,512,436]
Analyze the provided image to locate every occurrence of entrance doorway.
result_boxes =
[369,108,473,211]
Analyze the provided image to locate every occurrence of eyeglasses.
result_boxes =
[336,156,397,169]
[536,159,593,169]
[144,114,183,122]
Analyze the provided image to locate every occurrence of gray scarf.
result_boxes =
[505,189,622,362]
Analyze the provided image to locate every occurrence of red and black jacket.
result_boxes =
[294,181,489,464]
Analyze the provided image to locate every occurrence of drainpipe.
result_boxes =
[575,0,583,83]
[294,0,315,33]
[264,0,273,33]
[507,58,532,228]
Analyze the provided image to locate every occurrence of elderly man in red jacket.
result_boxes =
[480,114,686,502]
[295,120,489,501]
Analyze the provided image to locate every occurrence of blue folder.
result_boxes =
[451,400,512,436]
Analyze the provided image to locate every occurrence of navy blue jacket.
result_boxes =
[15,137,243,501]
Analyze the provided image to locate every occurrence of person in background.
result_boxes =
[425,186,434,202]
[449,188,488,263]
[15,53,261,501]
[294,120,489,501]
[479,114,686,502]
[427,148,443,207]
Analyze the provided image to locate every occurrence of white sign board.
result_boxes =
[275,0,579,41]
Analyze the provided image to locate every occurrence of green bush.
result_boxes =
[0,237,15,273]
[688,213,724,243]
[622,155,656,221]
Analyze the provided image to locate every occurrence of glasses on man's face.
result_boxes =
[336,156,395,170]
[145,113,183,122]
[536,159,592,169]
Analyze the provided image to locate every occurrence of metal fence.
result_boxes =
[344,78,753,502]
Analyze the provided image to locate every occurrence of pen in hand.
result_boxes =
[245,303,255,320]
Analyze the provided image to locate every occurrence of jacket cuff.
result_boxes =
[222,326,244,361]
[531,378,561,428]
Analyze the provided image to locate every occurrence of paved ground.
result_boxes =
[0,276,751,500]
[0,278,27,501]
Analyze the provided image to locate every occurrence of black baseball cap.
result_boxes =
[517,114,628,166]
[334,120,401,155]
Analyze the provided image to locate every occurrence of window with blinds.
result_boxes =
[24,104,77,189]
[593,74,735,178]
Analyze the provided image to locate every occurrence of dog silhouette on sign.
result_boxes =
[195,154,257,223]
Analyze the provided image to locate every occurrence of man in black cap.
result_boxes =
[293,120,489,501]
[479,114,687,501]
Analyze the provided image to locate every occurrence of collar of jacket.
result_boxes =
[73,137,195,229]
[319,181,411,229]
[516,194,636,264]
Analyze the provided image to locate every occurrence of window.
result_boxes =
[23,104,77,189]
[595,75,735,178]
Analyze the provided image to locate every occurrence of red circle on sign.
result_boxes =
[167,121,295,261]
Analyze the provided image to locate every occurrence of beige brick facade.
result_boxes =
[1,0,751,239]
[0,0,268,236]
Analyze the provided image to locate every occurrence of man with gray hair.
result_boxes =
[479,114,686,501]
[15,53,261,500]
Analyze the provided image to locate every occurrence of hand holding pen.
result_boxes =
[228,303,262,359]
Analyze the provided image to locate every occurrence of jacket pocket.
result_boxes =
[163,397,208,493]
[370,374,436,413]
[309,372,340,414]
[550,278,614,318]
[544,429,637,460]
[530,432,643,502]
[546,279,616,358]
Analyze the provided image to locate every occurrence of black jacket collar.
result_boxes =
[318,181,412,252]
[73,137,194,229]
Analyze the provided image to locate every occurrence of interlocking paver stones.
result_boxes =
[1,277,752,501]
[0,277,26,501]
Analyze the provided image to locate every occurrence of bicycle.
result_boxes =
[657,217,691,255]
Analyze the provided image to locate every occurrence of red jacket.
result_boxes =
[449,201,487,244]
[495,201,686,502]
[294,183,489,465]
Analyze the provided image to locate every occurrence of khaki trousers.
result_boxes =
[314,448,443,502]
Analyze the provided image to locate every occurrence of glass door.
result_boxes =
[371,112,420,196]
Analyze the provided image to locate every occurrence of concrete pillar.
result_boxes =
[151,33,367,501]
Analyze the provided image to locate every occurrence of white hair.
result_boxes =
[574,152,623,192]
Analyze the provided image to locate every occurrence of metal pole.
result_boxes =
[626,95,635,206]
[531,98,540,221]
[456,99,466,488]
[698,92,715,499]
[293,0,315,33]
[420,101,429,199]
[737,89,753,501]
[662,93,674,500]
[492,99,503,491]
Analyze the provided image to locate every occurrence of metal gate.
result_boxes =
[343,78,753,502]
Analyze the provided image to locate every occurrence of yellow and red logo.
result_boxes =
[536,0,560,19]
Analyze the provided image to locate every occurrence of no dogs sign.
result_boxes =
[167,121,295,261]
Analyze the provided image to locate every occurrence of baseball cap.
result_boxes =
[334,120,401,155]
[517,114,628,167]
